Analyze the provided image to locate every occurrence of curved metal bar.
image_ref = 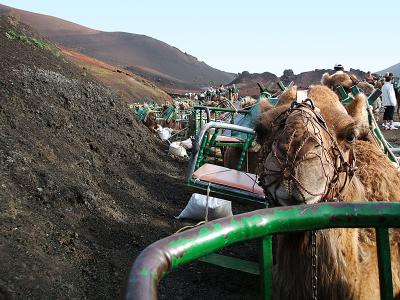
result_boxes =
[193,105,249,114]
[125,202,400,300]
[186,122,256,182]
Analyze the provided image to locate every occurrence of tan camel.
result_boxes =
[255,85,400,299]
[322,71,376,95]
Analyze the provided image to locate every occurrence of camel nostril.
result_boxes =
[283,166,291,179]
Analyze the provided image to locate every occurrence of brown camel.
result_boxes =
[321,71,359,92]
[321,71,376,96]
[255,85,400,299]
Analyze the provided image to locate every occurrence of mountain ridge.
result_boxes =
[0,3,236,91]
[377,62,400,76]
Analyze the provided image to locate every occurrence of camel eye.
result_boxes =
[346,132,356,143]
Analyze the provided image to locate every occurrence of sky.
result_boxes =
[1,0,399,76]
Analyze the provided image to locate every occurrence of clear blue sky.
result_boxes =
[1,0,399,75]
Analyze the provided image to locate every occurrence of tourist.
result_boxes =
[333,64,344,73]
[381,75,397,130]
[218,84,226,97]
[365,71,375,85]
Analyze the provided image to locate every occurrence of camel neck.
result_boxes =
[273,229,359,299]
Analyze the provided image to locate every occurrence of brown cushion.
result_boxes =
[193,164,264,196]
[215,136,244,143]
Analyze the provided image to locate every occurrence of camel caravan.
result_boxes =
[127,68,400,300]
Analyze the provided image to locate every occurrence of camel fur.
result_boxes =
[256,84,400,299]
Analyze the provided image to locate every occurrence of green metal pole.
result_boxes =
[196,130,209,169]
[237,135,254,170]
[204,128,221,158]
[259,235,273,300]
[375,228,393,300]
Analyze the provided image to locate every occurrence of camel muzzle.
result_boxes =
[258,99,356,206]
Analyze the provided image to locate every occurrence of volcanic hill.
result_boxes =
[0,4,236,92]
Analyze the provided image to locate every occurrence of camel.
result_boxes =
[255,85,400,299]
[395,87,400,115]
[321,71,376,96]
[321,71,383,120]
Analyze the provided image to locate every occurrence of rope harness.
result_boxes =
[256,99,359,299]
[257,99,357,207]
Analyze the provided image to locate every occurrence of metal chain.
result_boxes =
[311,230,318,300]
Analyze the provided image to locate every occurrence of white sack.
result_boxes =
[158,127,172,141]
[169,141,188,157]
[180,138,193,150]
[176,193,232,221]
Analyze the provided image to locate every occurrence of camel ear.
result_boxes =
[259,97,273,113]
[321,72,333,88]
[349,74,359,84]
[346,93,369,137]
[255,112,271,144]
[277,85,297,106]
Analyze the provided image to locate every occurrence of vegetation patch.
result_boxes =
[5,28,60,56]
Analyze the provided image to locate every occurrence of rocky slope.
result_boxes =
[0,16,188,299]
[0,16,259,300]
[60,46,172,104]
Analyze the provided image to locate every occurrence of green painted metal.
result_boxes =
[373,127,397,163]
[268,97,279,106]
[203,128,221,159]
[260,235,273,300]
[368,89,382,105]
[350,85,360,96]
[192,106,250,138]
[126,203,400,300]
[376,228,393,300]
[337,85,352,104]
[336,85,397,164]
[277,81,287,92]
[186,180,265,204]
[195,132,209,169]
[237,134,255,171]
[198,253,260,275]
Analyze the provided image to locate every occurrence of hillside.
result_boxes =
[59,47,172,104]
[0,16,259,300]
[377,62,400,76]
[0,16,188,299]
[229,71,279,96]
[0,4,236,91]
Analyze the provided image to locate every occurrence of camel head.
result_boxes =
[256,85,368,206]
[321,71,359,92]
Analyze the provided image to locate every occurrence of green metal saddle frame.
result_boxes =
[186,121,265,205]
[126,202,400,300]
[336,85,399,164]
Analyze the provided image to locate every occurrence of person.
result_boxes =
[365,71,375,85]
[381,75,397,130]
[232,84,239,101]
[333,64,344,72]
[218,84,226,98]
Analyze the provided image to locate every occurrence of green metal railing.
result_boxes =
[126,202,400,300]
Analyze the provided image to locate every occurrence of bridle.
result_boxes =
[333,74,360,92]
[257,99,357,207]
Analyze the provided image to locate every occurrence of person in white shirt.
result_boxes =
[381,75,398,130]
